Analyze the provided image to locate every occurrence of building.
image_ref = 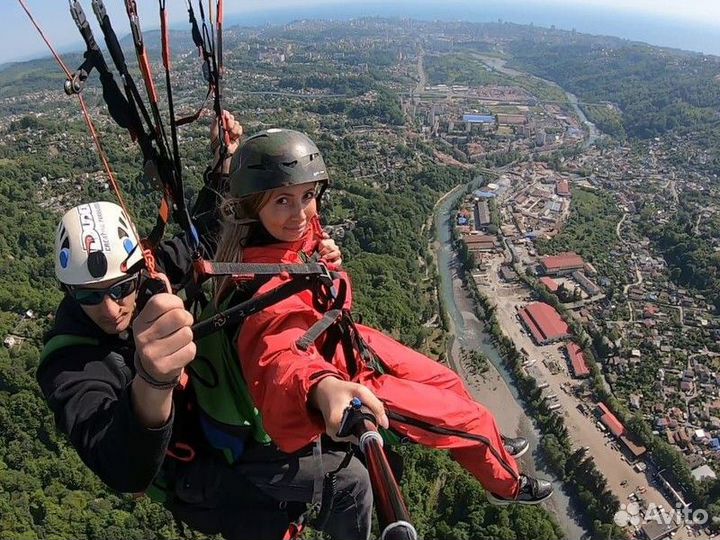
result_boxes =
[463,234,499,253]
[566,342,590,378]
[518,302,571,345]
[462,114,495,124]
[556,179,570,197]
[499,266,517,282]
[640,521,680,540]
[474,200,491,230]
[620,435,647,459]
[691,464,717,482]
[539,276,559,292]
[584,262,598,276]
[597,403,625,437]
[539,252,585,275]
[571,270,602,296]
[597,403,647,458]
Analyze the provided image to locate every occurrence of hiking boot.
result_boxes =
[502,435,529,458]
[486,475,554,506]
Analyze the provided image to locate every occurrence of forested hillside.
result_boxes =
[506,28,720,140]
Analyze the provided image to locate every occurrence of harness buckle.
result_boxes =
[317,263,337,301]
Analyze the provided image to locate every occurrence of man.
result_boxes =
[37,116,373,540]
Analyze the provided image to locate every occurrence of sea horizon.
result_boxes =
[3,1,720,67]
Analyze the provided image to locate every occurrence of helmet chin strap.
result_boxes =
[233,217,259,226]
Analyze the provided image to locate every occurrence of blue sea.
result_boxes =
[227,1,720,57]
[4,1,720,67]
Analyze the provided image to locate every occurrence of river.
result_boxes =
[476,54,600,149]
[432,179,590,540]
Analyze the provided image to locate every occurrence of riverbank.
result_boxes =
[432,181,590,540]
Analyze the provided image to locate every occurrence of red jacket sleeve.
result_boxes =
[237,295,344,453]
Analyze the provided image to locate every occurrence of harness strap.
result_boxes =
[92,0,154,135]
[282,442,355,540]
[192,276,320,339]
[313,446,354,531]
[296,309,343,352]
[39,334,100,365]
[311,439,325,509]
[340,311,386,373]
[386,410,520,481]
[195,260,337,281]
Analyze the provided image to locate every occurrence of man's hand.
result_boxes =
[132,293,196,382]
[310,377,388,443]
[210,110,243,172]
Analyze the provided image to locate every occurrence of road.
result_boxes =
[623,266,643,296]
[616,212,628,241]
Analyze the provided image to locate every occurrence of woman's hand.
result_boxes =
[318,232,342,267]
[310,377,388,443]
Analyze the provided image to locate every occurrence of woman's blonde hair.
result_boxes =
[213,191,273,305]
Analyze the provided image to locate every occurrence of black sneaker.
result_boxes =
[502,436,529,458]
[486,475,554,506]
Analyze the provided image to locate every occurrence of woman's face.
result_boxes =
[257,182,318,242]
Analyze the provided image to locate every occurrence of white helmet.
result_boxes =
[54,201,144,286]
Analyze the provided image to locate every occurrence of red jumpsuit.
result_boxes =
[237,217,520,498]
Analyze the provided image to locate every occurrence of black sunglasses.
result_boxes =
[69,275,139,306]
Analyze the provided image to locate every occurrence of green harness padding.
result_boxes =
[40,334,100,366]
[189,295,271,464]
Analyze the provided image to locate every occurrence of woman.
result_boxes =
[215,128,553,506]
[39,115,372,540]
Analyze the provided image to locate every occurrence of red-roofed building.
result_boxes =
[539,252,585,275]
[539,276,559,293]
[556,179,570,197]
[596,403,647,458]
[566,342,590,378]
[518,302,571,345]
[597,403,625,437]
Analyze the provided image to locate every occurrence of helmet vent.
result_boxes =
[86,251,108,278]
[117,227,129,239]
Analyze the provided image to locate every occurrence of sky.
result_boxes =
[3,0,720,65]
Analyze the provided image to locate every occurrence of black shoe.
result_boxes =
[502,436,529,458]
[486,475,554,506]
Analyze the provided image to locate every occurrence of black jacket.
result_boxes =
[37,233,200,493]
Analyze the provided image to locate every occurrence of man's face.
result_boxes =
[70,275,138,335]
